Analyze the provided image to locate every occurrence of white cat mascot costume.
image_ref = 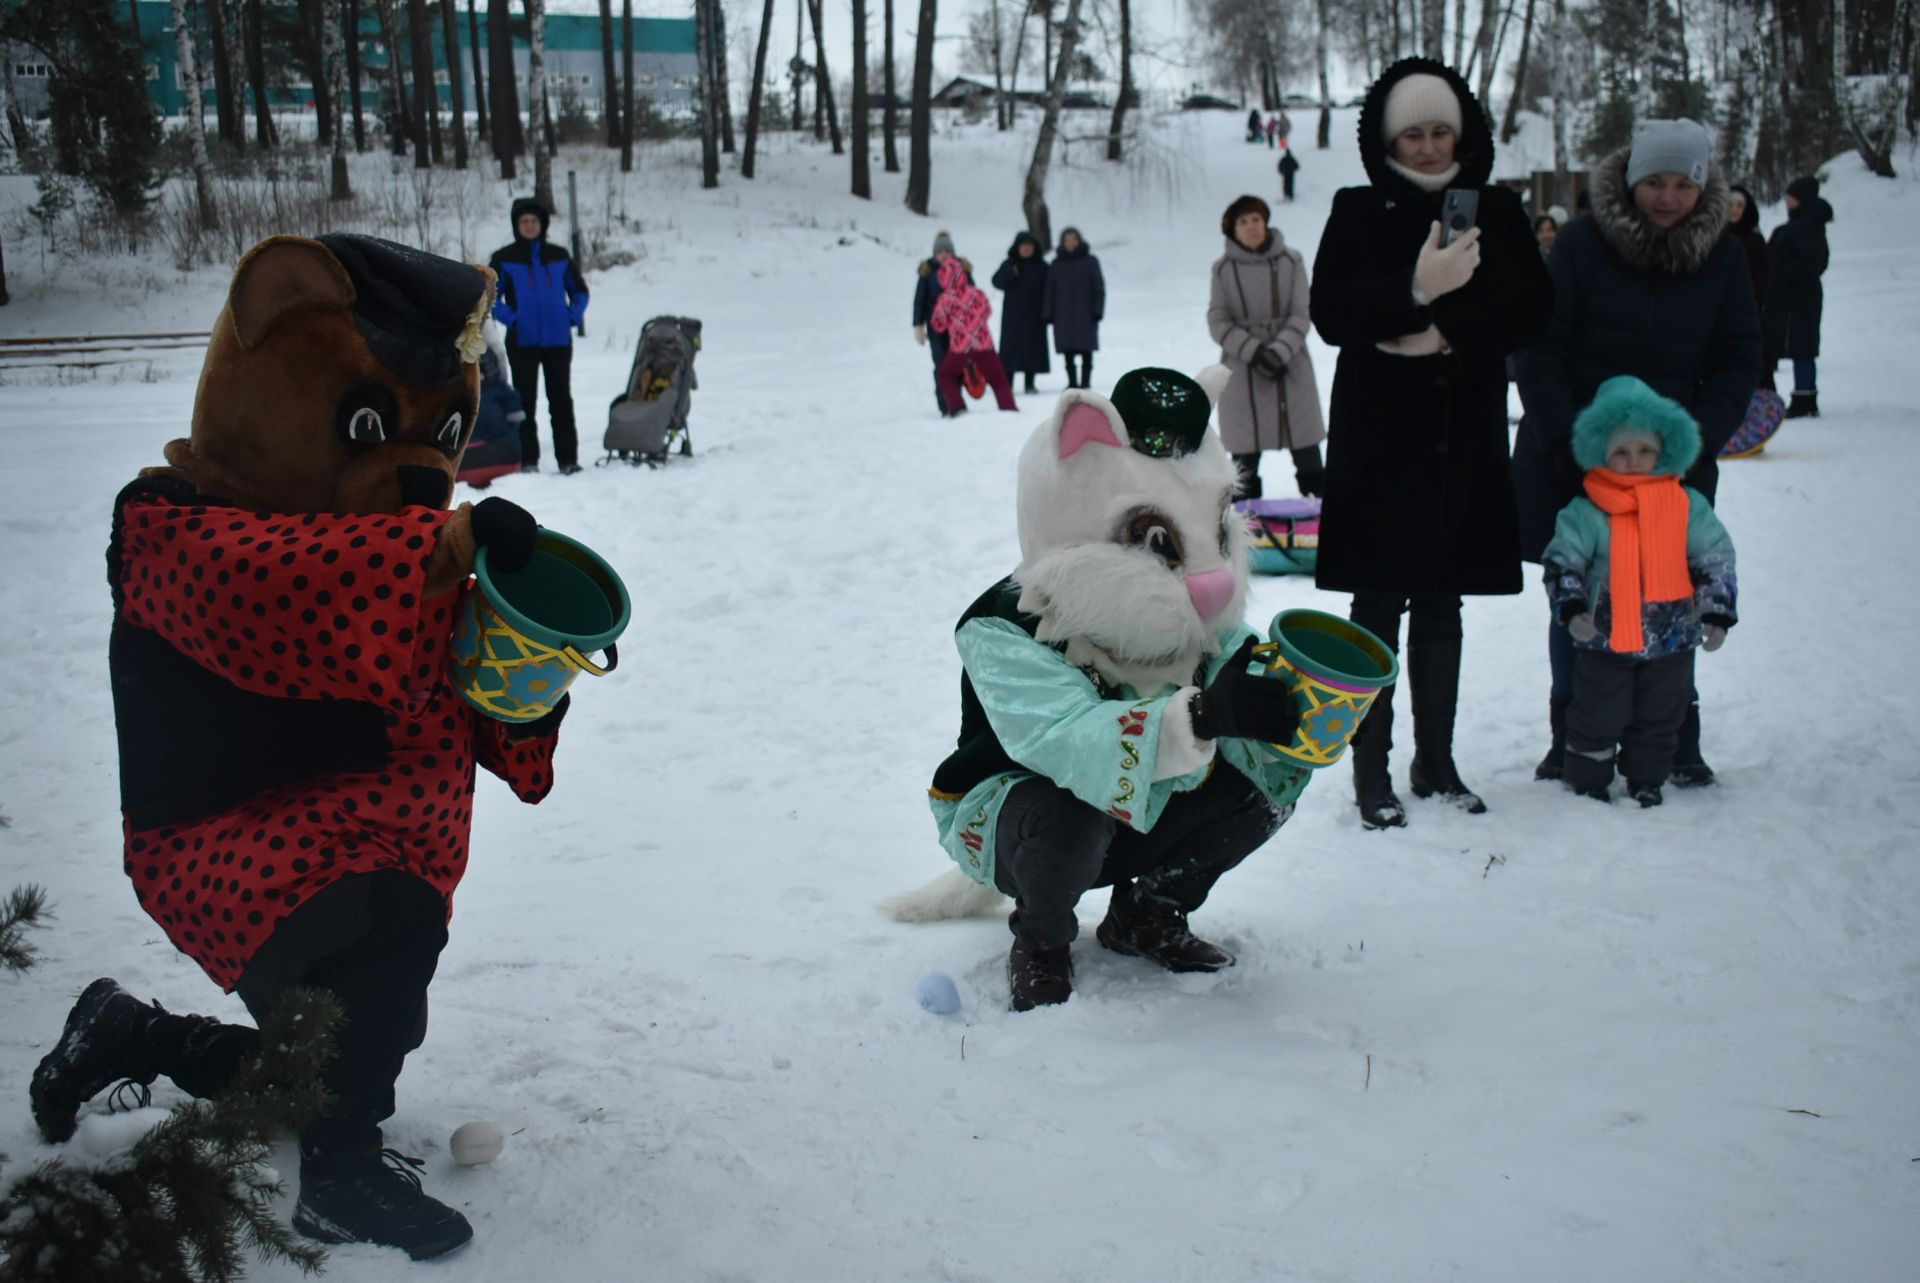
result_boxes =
[891,366,1316,1011]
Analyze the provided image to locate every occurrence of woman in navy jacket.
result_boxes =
[489,198,590,473]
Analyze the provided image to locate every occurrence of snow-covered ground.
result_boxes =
[2,116,1918,1281]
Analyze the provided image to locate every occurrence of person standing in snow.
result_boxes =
[991,231,1051,394]
[1310,57,1552,830]
[913,230,972,414]
[1542,377,1737,808]
[1763,175,1832,419]
[1513,118,1759,789]
[1044,227,1105,390]
[1207,194,1326,500]
[488,197,590,475]
[1725,185,1771,388]
[1247,108,1264,142]
[1534,213,1560,259]
[928,258,1019,414]
[1278,146,1301,202]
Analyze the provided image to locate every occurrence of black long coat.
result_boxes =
[991,235,1051,375]
[1762,199,1831,362]
[1043,237,1105,352]
[1309,57,1553,599]
[1511,147,1761,561]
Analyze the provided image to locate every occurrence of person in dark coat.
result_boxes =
[1512,118,1761,787]
[991,232,1051,393]
[913,230,973,414]
[1278,146,1301,201]
[1309,57,1553,830]
[1725,184,1771,388]
[1044,228,1106,389]
[488,197,589,474]
[1763,175,1832,418]
[1247,108,1265,143]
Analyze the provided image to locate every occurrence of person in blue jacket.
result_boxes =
[489,197,590,474]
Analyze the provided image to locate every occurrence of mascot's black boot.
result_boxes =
[1535,697,1570,781]
[1406,640,1487,814]
[1670,702,1716,787]
[293,1137,474,1261]
[1096,883,1234,973]
[31,979,254,1143]
[1352,686,1407,829]
[1007,939,1074,1012]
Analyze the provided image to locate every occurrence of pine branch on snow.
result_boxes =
[0,989,344,1282]
[0,884,49,976]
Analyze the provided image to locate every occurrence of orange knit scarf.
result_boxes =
[1582,469,1693,653]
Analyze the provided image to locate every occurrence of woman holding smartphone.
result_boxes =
[1309,57,1552,830]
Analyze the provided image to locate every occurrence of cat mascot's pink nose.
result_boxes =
[1185,568,1236,620]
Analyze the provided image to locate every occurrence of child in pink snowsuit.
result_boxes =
[930,257,1019,415]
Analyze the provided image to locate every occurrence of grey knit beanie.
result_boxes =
[932,230,956,256]
[1626,119,1711,187]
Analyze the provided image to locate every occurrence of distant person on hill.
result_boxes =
[1264,114,1279,148]
[991,232,1052,394]
[1247,108,1264,142]
[1278,146,1301,201]
[913,230,973,415]
[1725,184,1771,388]
[928,259,1019,415]
[1763,175,1832,419]
[1208,194,1325,500]
[1513,117,1759,789]
[489,197,590,475]
[1275,110,1292,147]
[1043,227,1105,389]
[1310,57,1553,830]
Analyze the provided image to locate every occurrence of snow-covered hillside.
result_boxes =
[1,116,1916,1282]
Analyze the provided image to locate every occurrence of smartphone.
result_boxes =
[1441,189,1480,246]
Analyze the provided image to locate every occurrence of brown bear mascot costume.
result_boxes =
[29,234,567,1260]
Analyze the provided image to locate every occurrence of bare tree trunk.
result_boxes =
[1832,0,1847,90]
[1453,0,1467,66]
[716,2,736,153]
[1106,0,1131,160]
[441,0,468,167]
[853,0,872,194]
[1500,0,1537,144]
[489,0,522,176]
[378,0,413,154]
[1472,0,1506,101]
[622,0,635,171]
[697,0,720,186]
[348,0,369,150]
[1549,0,1570,206]
[1008,0,1032,121]
[409,0,441,166]
[298,0,335,147]
[991,3,1009,130]
[807,0,844,153]
[883,0,900,170]
[528,0,553,206]
[1022,0,1084,249]
[791,0,805,131]
[173,0,222,223]
[906,0,935,214]
[743,0,776,176]
[245,0,279,148]
[207,0,239,143]
[598,0,619,146]
[1424,0,1446,59]
[225,0,250,143]
[324,0,352,197]
[1317,0,1333,148]
[470,0,489,142]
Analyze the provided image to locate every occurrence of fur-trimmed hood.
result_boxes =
[1355,57,1495,198]
[1590,144,1731,276]
[1571,375,1702,474]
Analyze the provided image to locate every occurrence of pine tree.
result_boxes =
[0,884,48,975]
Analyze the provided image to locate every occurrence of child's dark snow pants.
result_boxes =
[1566,649,1696,790]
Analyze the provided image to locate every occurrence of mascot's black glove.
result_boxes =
[1189,637,1301,743]
[1251,346,1288,378]
[470,496,538,573]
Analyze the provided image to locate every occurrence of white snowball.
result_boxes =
[449,1120,505,1166]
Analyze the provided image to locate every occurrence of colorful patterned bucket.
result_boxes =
[1254,609,1399,767]
[448,529,630,723]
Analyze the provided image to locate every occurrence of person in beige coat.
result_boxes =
[1208,194,1327,498]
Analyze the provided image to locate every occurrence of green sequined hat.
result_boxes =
[1107,367,1211,459]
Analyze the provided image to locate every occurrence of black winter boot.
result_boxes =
[1352,686,1407,829]
[1670,702,1715,787]
[1007,938,1073,1012]
[1563,748,1616,802]
[1629,781,1665,808]
[1096,883,1234,973]
[1406,640,1487,814]
[293,1141,474,1260]
[1785,390,1819,419]
[1534,697,1570,781]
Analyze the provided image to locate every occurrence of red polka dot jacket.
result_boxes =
[108,477,563,991]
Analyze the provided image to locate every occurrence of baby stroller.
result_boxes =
[602,315,701,467]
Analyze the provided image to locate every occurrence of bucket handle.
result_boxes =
[562,642,619,677]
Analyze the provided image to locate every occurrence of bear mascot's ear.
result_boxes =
[228,236,357,350]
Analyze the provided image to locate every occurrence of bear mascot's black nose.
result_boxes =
[397,465,453,510]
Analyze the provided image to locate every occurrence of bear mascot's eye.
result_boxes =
[436,411,465,451]
[344,406,387,443]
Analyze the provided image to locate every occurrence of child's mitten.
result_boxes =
[1702,624,1727,652]
[1566,613,1599,643]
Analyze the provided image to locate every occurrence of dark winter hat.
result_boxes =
[1728,184,1760,232]
[1626,118,1711,187]
[1008,230,1042,256]
[1571,375,1702,475]
[511,196,551,239]
[314,233,492,386]
[1785,175,1822,203]
[1220,194,1271,237]
[932,229,957,256]
[1109,367,1211,460]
